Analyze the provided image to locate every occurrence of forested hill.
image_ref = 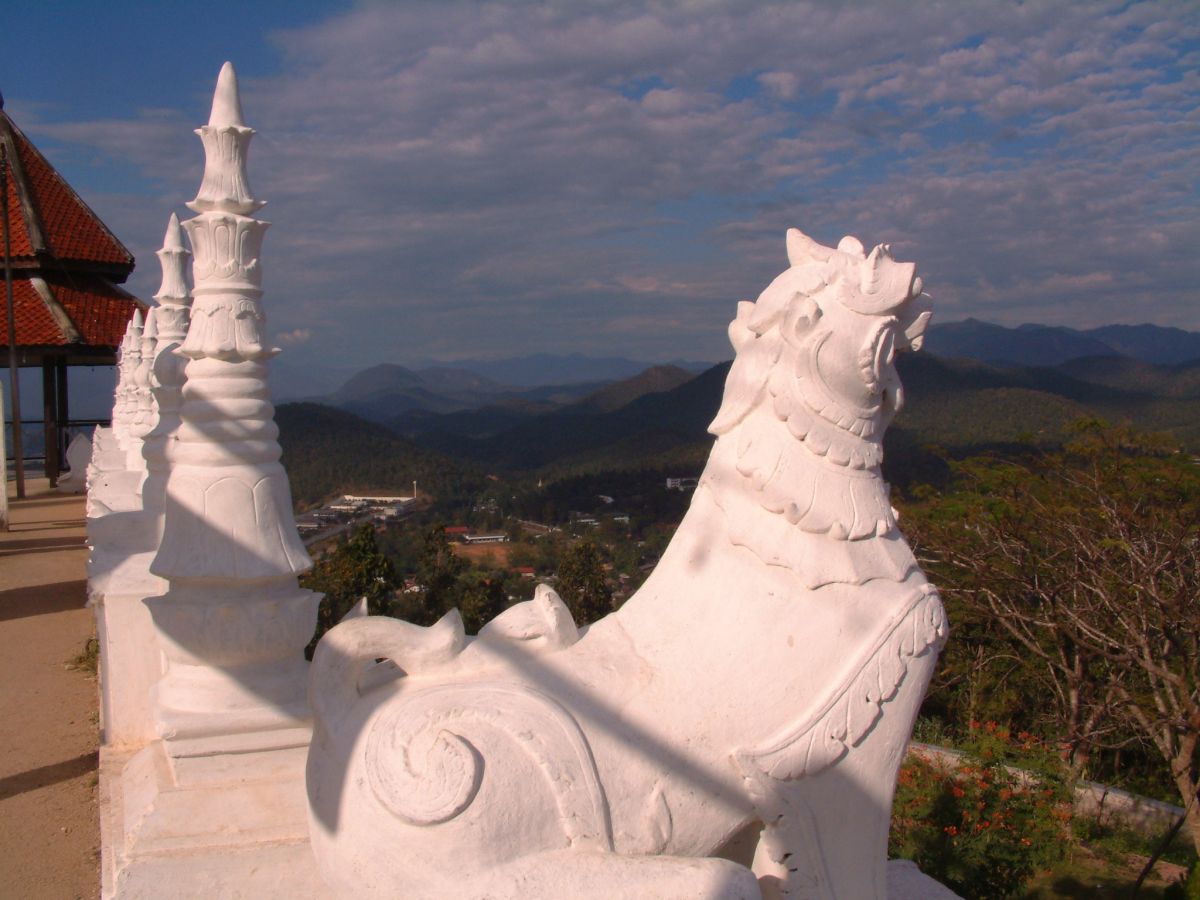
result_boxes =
[276,351,1200,504]
[413,362,731,472]
[275,402,487,508]
[893,353,1200,451]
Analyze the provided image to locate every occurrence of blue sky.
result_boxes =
[3,0,1198,378]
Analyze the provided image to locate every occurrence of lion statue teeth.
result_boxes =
[306,228,948,900]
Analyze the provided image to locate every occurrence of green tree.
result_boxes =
[302,523,398,655]
[906,420,1200,853]
[413,524,468,626]
[455,570,510,634]
[556,540,613,625]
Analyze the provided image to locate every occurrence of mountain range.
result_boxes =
[266,320,1200,502]
[276,348,1200,510]
[921,320,1200,367]
[311,321,1200,422]
[404,353,714,388]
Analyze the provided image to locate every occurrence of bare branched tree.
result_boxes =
[906,421,1200,853]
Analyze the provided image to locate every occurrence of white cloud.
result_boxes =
[276,328,313,346]
[24,0,1200,366]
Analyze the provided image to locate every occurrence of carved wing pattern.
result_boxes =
[731,586,946,898]
[733,584,947,784]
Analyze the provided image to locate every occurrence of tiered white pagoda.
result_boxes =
[147,60,318,750]
[93,64,327,899]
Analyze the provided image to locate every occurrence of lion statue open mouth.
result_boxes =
[306,228,947,900]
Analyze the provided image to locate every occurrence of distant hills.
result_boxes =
[326,363,608,424]
[892,353,1200,449]
[923,320,1200,367]
[405,353,713,387]
[412,363,730,473]
[270,320,1200,504]
[315,322,1200,428]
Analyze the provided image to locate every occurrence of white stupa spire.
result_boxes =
[126,307,158,470]
[207,61,246,127]
[114,311,145,448]
[155,213,190,303]
[138,212,194,539]
[189,61,263,215]
[148,62,316,746]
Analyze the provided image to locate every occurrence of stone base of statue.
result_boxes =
[100,736,331,900]
[88,502,168,749]
[91,573,165,748]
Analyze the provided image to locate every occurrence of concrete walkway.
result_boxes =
[0,479,99,899]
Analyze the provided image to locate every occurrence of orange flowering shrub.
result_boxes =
[889,722,1073,899]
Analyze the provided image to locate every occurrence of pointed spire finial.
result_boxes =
[132,307,144,329]
[156,212,192,307]
[188,62,262,215]
[163,212,184,251]
[208,62,246,128]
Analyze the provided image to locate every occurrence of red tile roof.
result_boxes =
[0,273,142,348]
[0,278,61,345]
[3,151,32,256]
[2,110,134,273]
[49,272,141,347]
[0,104,141,355]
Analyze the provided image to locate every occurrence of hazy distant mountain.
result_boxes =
[412,366,509,395]
[403,350,1200,478]
[389,405,543,441]
[894,352,1200,452]
[1084,324,1200,365]
[924,320,1117,366]
[413,353,714,387]
[328,357,707,426]
[414,363,730,471]
[388,367,696,440]
[327,363,512,420]
[925,319,1200,366]
[570,365,695,414]
[274,346,1200,504]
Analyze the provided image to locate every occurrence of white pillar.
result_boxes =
[126,308,158,474]
[113,311,142,451]
[139,213,192,538]
[147,62,318,751]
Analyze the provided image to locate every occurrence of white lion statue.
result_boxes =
[306,228,947,899]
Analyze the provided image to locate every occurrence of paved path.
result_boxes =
[0,479,99,899]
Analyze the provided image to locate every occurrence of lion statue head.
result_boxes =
[711,228,931,447]
[704,228,932,586]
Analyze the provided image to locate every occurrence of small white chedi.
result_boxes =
[56,431,92,493]
[307,231,948,898]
